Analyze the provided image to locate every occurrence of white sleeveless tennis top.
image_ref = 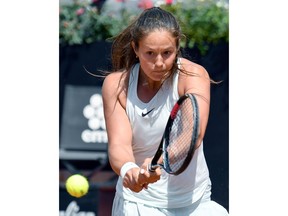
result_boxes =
[115,62,211,208]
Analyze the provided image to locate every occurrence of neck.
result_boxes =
[139,68,162,91]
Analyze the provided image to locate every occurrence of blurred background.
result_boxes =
[59,0,229,215]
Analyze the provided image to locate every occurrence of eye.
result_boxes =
[146,51,154,56]
[163,50,173,58]
[163,51,171,56]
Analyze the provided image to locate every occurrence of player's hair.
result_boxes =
[97,7,218,87]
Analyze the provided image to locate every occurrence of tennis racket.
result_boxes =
[148,93,199,175]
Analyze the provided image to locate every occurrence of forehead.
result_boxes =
[139,30,176,49]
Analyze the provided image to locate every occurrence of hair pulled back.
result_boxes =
[111,7,183,73]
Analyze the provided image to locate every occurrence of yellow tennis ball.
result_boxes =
[65,174,89,198]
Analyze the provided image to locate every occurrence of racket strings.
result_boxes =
[165,99,195,172]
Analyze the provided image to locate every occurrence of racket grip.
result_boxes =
[148,163,158,172]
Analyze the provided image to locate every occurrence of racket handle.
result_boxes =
[148,163,158,172]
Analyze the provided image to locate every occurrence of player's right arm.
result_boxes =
[102,72,144,192]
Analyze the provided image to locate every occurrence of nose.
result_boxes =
[154,54,164,68]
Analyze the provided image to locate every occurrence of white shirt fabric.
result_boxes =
[114,62,212,208]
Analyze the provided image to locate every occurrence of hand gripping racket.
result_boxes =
[148,93,199,175]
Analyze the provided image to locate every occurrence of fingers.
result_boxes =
[140,158,162,185]
[141,182,148,189]
[138,168,149,189]
[122,167,148,193]
[121,159,162,193]
[138,167,161,185]
[125,182,145,193]
[140,168,146,174]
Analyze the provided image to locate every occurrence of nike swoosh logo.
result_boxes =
[141,108,155,117]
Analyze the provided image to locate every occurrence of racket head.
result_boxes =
[156,93,200,175]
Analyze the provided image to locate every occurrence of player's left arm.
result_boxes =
[178,58,211,149]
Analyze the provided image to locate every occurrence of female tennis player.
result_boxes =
[102,6,229,216]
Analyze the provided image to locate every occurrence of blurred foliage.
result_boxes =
[59,0,229,55]
[162,0,229,54]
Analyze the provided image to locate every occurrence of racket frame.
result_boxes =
[148,93,199,175]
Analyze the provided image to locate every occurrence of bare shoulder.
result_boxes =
[102,71,129,110]
[178,58,210,97]
[102,71,128,97]
[179,58,209,79]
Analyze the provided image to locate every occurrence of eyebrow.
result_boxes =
[142,45,175,50]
